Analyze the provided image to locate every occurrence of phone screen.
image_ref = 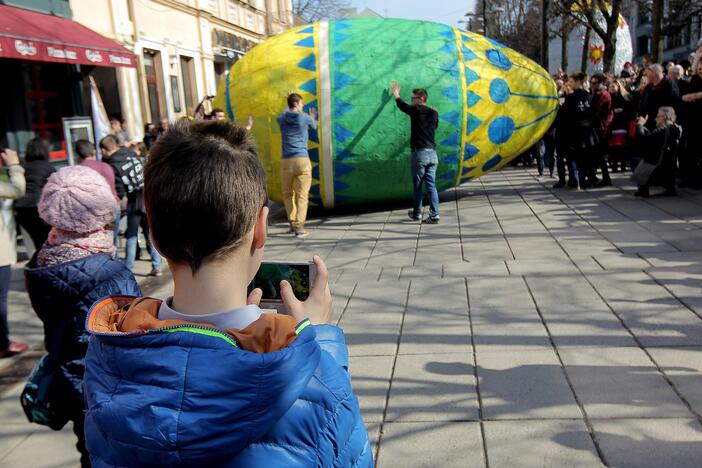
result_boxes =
[249,262,311,301]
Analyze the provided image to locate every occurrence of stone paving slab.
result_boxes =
[647,346,702,416]
[591,418,702,468]
[385,353,478,422]
[376,422,483,468]
[477,346,582,419]
[586,272,702,347]
[558,347,692,418]
[484,420,602,467]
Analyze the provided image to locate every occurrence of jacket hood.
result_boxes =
[84,297,320,465]
[282,110,302,124]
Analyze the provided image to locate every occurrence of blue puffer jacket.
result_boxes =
[84,297,373,467]
[24,253,141,413]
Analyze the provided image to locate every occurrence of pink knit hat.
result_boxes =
[38,165,119,233]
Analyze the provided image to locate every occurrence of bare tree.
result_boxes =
[292,0,350,22]
[471,0,542,60]
[651,0,664,62]
[551,0,629,73]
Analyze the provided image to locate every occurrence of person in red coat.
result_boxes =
[587,74,614,187]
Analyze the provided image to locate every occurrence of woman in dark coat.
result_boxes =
[634,106,682,197]
[14,138,55,249]
[608,79,634,172]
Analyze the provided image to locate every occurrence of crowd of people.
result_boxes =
[535,45,702,197]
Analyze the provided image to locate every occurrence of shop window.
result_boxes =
[143,50,165,123]
[180,56,197,115]
[22,63,72,159]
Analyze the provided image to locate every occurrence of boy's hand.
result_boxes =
[280,255,332,325]
[245,115,254,130]
[247,288,262,306]
[308,107,318,120]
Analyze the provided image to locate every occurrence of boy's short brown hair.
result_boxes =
[144,120,267,273]
[287,93,302,109]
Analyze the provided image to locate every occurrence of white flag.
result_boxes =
[89,76,111,158]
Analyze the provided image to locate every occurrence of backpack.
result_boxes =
[118,154,144,194]
[20,353,70,430]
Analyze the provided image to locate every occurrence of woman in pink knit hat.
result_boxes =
[23,165,141,467]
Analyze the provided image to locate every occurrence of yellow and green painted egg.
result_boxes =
[215,18,558,208]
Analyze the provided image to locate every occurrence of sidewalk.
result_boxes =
[2,167,702,466]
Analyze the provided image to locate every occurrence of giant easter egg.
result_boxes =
[215,18,558,208]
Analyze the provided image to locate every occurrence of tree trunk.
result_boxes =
[581,26,591,73]
[541,0,549,69]
[561,29,569,72]
[601,1,621,74]
[651,0,664,62]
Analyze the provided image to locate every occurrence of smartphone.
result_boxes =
[249,261,316,311]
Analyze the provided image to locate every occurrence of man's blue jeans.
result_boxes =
[124,201,161,272]
[411,149,440,220]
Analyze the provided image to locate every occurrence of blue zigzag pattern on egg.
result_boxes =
[294,27,322,206]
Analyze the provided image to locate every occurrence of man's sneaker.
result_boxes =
[148,268,163,277]
[0,341,28,358]
[423,217,440,224]
[294,229,309,238]
[407,210,421,221]
[552,180,566,189]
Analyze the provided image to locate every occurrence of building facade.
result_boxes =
[626,3,701,64]
[0,0,137,158]
[70,0,294,140]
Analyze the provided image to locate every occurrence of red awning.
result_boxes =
[0,5,135,68]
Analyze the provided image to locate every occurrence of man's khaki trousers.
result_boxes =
[280,157,312,230]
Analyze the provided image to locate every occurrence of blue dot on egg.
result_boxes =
[482,154,503,172]
[489,79,510,104]
[488,117,515,144]
[486,49,512,70]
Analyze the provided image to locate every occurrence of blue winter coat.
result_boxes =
[84,298,373,467]
[24,253,141,413]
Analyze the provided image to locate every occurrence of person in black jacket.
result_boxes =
[555,73,598,190]
[634,106,682,197]
[14,138,55,250]
[391,80,440,223]
[99,135,162,276]
[639,64,680,130]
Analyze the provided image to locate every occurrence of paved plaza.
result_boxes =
[2,168,702,467]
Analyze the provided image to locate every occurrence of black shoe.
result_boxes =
[552,181,566,189]
[661,189,677,196]
[634,189,650,198]
[594,179,612,187]
[407,210,421,221]
[423,217,440,224]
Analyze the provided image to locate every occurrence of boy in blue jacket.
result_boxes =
[83,120,372,467]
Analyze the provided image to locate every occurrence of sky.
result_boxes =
[347,0,477,28]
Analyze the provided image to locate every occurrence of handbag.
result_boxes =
[20,353,70,430]
[631,127,669,186]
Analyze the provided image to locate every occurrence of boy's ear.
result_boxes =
[252,205,268,251]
